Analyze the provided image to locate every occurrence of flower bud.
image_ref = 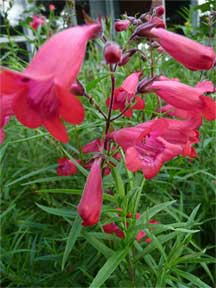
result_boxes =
[49,4,56,11]
[130,22,155,40]
[118,48,137,66]
[104,42,122,64]
[114,19,130,32]
[77,158,103,226]
[127,16,141,25]
[149,41,160,48]
[71,80,85,96]
[154,6,165,17]
[137,76,158,93]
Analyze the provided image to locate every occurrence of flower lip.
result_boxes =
[26,77,60,117]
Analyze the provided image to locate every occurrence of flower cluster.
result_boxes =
[1,4,215,232]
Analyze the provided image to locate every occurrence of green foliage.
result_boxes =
[1,3,216,287]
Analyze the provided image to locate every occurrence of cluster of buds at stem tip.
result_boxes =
[104,41,122,64]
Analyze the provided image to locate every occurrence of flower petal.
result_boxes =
[25,24,101,88]
[13,89,43,128]
[0,68,24,94]
[56,85,85,124]
[133,96,145,110]
[43,117,69,143]
[200,95,216,121]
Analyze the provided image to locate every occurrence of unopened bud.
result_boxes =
[127,16,142,25]
[153,6,165,17]
[49,4,56,11]
[118,48,137,66]
[139,12,149,21]
[130,22,155,40]
[114,19,130,32]
[137,76,158,93]
[145,15,166,29]
[104,41,122,64]
[149,41,160,48]
[71,80,85,96]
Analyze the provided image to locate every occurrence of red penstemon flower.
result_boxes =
[146,78,216,121]
[148,28,216,70]
[110,118,199,179]
[29,15,46,30]
[106,72,145,118]
[77,157,103,226]
[56,158,80,176]
[0,23,101,143]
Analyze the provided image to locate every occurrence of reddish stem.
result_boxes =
[104,64,116,150]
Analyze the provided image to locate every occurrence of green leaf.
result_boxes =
[82,232,113,258]
[173,268,211,288]
[0,143,8,162]
[62,215,82,270]
[111,167,125,199]
[37,188,116,202]
[139,200,176,223]
[89,248,129,288]
[38,188,82,195]
[36,203,76,218]
[86,74,109,92]
[5,164,57,186]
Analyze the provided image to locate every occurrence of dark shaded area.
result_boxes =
[35,0,190,26]
[166,0,190,26]
[36,0,66,16]
[119,0,151,16]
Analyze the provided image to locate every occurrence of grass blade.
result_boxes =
[89,248,129,288]
[61,215,82,270]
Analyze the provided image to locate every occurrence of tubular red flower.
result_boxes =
[77,158,103,226]
[149,28,215,70]
[106,72,145,118]
[0,23,101,143]
[147,79,216,121]
[114,19,130,32]
[110,118,199,179]
[30,15,46,30]
[56,158,79,176]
